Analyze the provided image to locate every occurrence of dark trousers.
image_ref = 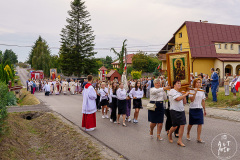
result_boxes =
[211,84,218,102]
[165,101,179,134]
[45,91,50,96]
[111,98,118,121]
[96,95,101,110]
[144,86,146,97]
[31,86,33,94]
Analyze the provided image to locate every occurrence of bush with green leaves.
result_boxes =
[131,70,142,80]
[0,82,8,135]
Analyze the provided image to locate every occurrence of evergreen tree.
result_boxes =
[0,50,2,64]
[27,36,52,76]
[59,0,96,76]
[2,49,18,64]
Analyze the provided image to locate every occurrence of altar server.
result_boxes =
[82,75,97,131]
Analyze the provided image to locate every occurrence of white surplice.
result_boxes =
[82,85,97,114]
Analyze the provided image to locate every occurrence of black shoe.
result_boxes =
[175,134,179,138]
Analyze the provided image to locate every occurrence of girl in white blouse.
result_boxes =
[187,78,206,143]
[99,82,109,119]
[117,82,127,127]
[129,81,144,123]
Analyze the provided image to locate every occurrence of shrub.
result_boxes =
[131,70,142,80]
[0,82,8,135]
[6,92,17,106]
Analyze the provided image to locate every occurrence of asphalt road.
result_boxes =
[18,68,240,160]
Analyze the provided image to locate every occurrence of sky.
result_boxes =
[0,0,240,62]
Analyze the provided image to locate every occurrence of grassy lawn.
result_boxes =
[0,112,103,160]
[205,87,240,109]
[17,89,40,106]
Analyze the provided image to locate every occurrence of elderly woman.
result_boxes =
[224,73,230,96]
[186,78,206,143]
[168,80,189,147]
[148,79,170,141]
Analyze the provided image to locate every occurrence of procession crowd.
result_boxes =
[26,68,239,147]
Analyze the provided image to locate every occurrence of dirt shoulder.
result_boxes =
[0,112,123,160]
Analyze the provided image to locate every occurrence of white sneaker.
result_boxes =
[105,115,109,119]
[128,118,132,122]
[135,120,138,123]
[113,121,117,123]
[86,128,95,131]
[102,115,105,119]
[110,119,113,122]
[133,119,136,123]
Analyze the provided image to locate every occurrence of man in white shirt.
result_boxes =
[43,81,50,96]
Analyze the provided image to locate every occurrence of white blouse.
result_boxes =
[150,87,167,101]
[129,88,144,99]
[99,88,108,101]
[189,90,205,109]
[117,88,127,100]
[168,89,184,112]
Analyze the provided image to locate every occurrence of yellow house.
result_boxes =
[158,21,240,83]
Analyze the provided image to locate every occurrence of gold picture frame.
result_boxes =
[166,51,190,89]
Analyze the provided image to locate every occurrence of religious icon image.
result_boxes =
[166,51,190,88]
[173,58,185,81]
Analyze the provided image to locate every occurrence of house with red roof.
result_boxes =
[158,21,240,81]
[111,54,134,69]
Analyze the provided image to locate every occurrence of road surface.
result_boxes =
[18,67,240,160]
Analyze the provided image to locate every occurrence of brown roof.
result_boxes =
[217,57,240,62]
[159,21,240,59]
[111,54,134,65]
[106,70,119,77]
[98,66,108,71]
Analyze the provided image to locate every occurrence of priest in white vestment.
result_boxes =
[62,80,68,95]
[82,75,97,131]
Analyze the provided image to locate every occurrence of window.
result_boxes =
[239,45,240,54]
[180,44,182,51]
[225,44,227,49]
[231,44,233,50]
[179,33,182,38]
[218,44,221,49]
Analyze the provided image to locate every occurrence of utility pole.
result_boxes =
[125,47,127,76]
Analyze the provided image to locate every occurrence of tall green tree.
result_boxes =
[105,56,113,69]
[132,52,149,72]
[59,0,96,76]
[2,49,18,64]
[111,39,127,74]
[27,36,52,76]
[0,50,2,64]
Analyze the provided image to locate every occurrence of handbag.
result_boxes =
[146,102,156,111]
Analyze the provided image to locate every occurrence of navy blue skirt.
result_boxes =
[148,101,164,123]
[189,108,204,125]
[170,110,186,127]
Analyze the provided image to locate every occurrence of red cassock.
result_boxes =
[82,113,96,129]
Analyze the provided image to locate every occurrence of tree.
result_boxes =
[27,36,52,76]
[2,49,18,64]
[0,50,2,64]
[59,0,96,76]
[111,39,127,74]
[132,52,149,72]
[105,56,113,69]
[147,57,161,73]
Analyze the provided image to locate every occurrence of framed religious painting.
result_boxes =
[166,51,190,89]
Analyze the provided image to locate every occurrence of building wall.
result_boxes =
[174,24,193,72]
[192,58,215,76]
[215,43,240,54]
